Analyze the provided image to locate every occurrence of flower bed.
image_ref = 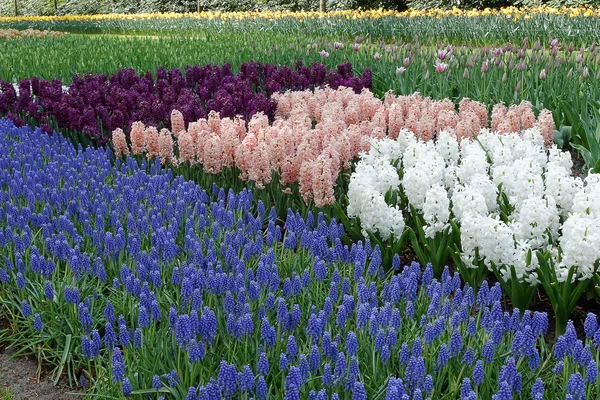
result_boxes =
[0,61,371,145]
[113,87,554,208]
[348,127,599,334]
[1,117,600,398]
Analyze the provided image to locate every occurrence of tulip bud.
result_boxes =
[352,43,360,52]
[424,71,430,80]
[502,72,507,83]
[463,68,469,79]
[373,52,381,61]
[567,68,574,78]
[403,57,410,68]
[583,67,590,79]
[550,38,559,48]
[539,69,547,80]
[515,81,521,92]
[481,61,489,74]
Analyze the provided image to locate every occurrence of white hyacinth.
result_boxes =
[347,126,600,285]
[510,195,560,249]
[451,184,489,221]
[435,130,460,166]
[422,184,451,238]
[557,215,600,282]
[347,156,405,241]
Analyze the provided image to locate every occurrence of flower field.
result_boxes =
[1,6,600,400]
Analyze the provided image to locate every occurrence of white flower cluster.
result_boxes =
[346,139,405,241]
[348,127,600,285]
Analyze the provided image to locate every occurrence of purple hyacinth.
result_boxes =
[122,378,132,397]
[472,360,484,386]
[566,372,585,400]
[530,378,544,400]
[584,313,598,339]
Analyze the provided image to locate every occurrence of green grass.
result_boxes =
[0,387,13,400]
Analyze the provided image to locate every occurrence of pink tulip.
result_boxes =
[437,49,450,60]
[403,57,410,68]
[352,43,360,52]
[334,41,344,50]
[396,67,406,76]
[374,52,381,61]
[320,50,329,58]
[435,62,448,74]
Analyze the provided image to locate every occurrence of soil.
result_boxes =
[569,148,587,177]
[0,347,78,400]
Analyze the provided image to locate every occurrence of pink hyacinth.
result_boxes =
[112,128,130,157]
[158,129,176,166]
[534,109,555,148]
[491,103,508,133]
[130,121,146,155]
[144,126,160,159]
[177,130,196,164]
[203,133,223,173]
[171,109,185,138]
[459,98,488,129]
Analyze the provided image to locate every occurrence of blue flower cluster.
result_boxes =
[1,117,600,399]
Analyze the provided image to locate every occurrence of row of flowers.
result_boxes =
[2,117,600,399]
[348,127,598,334]
[0,61,371,145]
[112,86,554,208]
[2,6,600,23]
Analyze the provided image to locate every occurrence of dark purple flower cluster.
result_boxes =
[0,61,371,145]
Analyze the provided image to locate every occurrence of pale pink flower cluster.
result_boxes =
[491,101,554,146]
[114,87,556,207]
[112,128,129,157]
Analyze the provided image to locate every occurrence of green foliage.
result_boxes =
[408,0,508,10]
[326,0,406,10]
